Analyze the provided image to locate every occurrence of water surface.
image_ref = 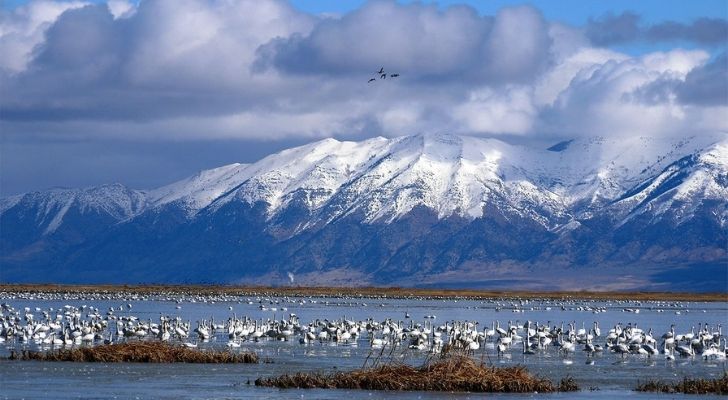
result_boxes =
[1,293,725,399]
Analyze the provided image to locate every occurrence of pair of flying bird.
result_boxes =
[368,67,399,83]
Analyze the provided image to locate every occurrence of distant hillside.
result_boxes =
[2,133,726,291]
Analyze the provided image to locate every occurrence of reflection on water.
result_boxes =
[0,293,726,399]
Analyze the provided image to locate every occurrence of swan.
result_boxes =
[496,339,507,356]
[496,321,508,337]
[701,343,724,360]
[641,343,659,356]
[561,338,576,353]
[664,340,675,360]
[81,332,95,342]
[485,321,496,341]
[675,344,694,357]
[523,338,535,355]
[612,343,630,357]
[51,334,64,346]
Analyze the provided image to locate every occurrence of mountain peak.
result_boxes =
[1,133,725,289]
[4,133,725,224]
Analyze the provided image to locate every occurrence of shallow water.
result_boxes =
[1,293,726,399]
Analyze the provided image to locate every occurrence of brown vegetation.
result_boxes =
[255,354,578,393]
[6,342,259,363]
[2,283,725,302]
[636,374,728,395]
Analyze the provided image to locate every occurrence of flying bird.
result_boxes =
[368,67,399,84]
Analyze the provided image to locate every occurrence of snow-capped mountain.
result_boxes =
[1,133,726,290]
[0,183,147,230]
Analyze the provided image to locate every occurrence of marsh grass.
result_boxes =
[636,373,728,395]
[7,341,259,363]
[255,351,578,393]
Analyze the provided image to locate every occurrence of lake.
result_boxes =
[1,289,726,399]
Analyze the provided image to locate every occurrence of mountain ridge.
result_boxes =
[1,133,726,291]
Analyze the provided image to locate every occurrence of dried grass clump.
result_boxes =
[636,373,728,395]
[7,342,258,364]
[255,354,577,393]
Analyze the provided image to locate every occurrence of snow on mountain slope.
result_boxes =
[0,194,23,214]
[527,135,723,208]
[209,136,393,214]
[193,133,559,225]
[147,163,250,215]
[319,134,565,224]
[2,133,725,232]
[192,133,724,228]
[2,133,725,288]
[2,184,147,235]
[675,141,728,202]
[609,139,728,226]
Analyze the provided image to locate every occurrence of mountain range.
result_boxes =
[1,133,726,291]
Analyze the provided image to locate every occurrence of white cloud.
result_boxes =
[534,47,627,106]
[378,104,423,133]
[107,0,136,19]
[454,86,536,134]
[0,0,725,146]
[123,0,314,88]
[0,0,88,72]
[540,49,726,137]
[484,6,550,82]
[256,1,492,77]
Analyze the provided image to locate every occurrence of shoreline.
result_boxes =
[1,283,726,302]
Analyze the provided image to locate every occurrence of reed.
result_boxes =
[255,353,578,393]
[636,373,728,395]
[3,283,725,302]
[7,342,259,363]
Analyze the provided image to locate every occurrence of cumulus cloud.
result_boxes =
[455,86,537,134]
[675,52,728,106]
[631,52,728,107]
[1,0,315,124]
[256,2,553,85]
[540,49,723,137]
[647,18,728,44]
[255,1,492,77]
[484,6,551,83]
[0,0,88,72]
[584,12,641,47]
[0,0,726,147]
[585,11,728,46]
[107,0,136,19]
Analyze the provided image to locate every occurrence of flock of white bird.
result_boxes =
[1,299,725,362]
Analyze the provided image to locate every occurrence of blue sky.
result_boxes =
[0,0,726,195]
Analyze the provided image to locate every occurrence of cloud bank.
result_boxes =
[2,0,726,141]
[0,0,726,194]
[585,12,728,46]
